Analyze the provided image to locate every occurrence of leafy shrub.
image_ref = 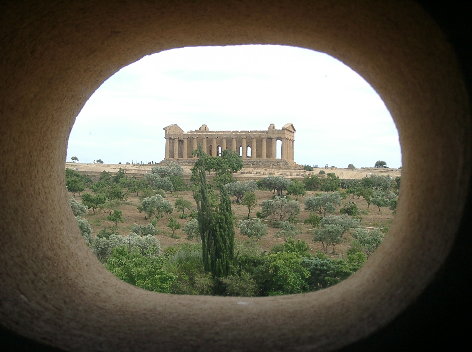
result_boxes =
[303,165,314,171]
[76,216,92,246]
[257,176,290,196]
[106,247,175,293]
[304,192,341,216]
[260,196,300,221]
[220,271,259,297]
[271,238,310,256]
[313,215,359,253]
[225,180,257,203]
[131,223,158,236]
[304,213,322,228]
[350,228,384,256]
[275,221,299,238]
[238,218,268,239]
[303,250,367,290]
[340,201,360,216]
[286,180,306,198]
[163,244,214,295]
[69,197,87,216]
[138,194,173,219]
[259,252,310,296]
[92,233,160,262]
[183,218,199,240]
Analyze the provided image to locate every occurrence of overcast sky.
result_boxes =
[66,45,401,168]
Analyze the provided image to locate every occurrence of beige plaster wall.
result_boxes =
[0,1,470,351]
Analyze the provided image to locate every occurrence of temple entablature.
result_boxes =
[163,123,296,163]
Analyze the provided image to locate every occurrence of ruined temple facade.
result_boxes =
[163,123,296,167]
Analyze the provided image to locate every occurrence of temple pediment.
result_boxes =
[282,123,296,132]
[163,124,184,135]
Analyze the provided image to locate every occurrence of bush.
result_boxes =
[106,247,175,293]
[350,228,384,256]
[163,244,214,295]
[259,252,310,296]
[92,233,160,262]
[313,215,359,253]
[238,218,268,239]
[304,192,341,216]
[69,197,87,216]
[220,271,259,297]
[131,223,158,236]
[138,194,173,220]
[303,165,314,171]
[303,251,366,290]
[286,180,306,198]
[275,221,299,238]
[183,218,199,240]
[271,238,310,256]
[340,201,360,216]
[304,213,322,228]
[225,180,258,203]
[260,196,300,222]
[76,216,92,246]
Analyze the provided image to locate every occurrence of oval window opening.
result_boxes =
[66,45,401,297]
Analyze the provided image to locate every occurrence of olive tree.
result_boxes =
[137,194,173,220]
[313,215,359,253]
[225,180,257,203]
[304,192,341,216]
[238,218,267,239]
[260,196,300,222]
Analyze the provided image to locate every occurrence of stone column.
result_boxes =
[291,139,295,161]
[252,137,257,159]
[242,137,247,159]
[192,137,197,158]
[182,137,188,159]
[202,137,207,155]
[211,138,217,156]
[165,138,170,159]
[231,138,237,152]
[173,137,179,159]
[271,138,277,159]
[261,137,267,159]
[282,139,289,161]
[222,138,227,152]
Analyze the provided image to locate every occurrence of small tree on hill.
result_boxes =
[374,160,387,168]
[175,197,193,218]
[225,180,257,203]
[287,179,306,199]
[241,191,257,219]
[138,195,173,220]
[81,193,106,213]
[107,209,123,228]
[260,196,300,222]
[313,215,359,253]
[304,192,341,216]
[238,218,267,239]
[167,217,181,238]
[71,156,79,162]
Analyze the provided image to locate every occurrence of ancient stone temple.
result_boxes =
[162,123,296,167]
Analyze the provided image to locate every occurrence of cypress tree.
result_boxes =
[191,147,242,282]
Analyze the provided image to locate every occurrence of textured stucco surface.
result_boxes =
[0,1,470,351]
